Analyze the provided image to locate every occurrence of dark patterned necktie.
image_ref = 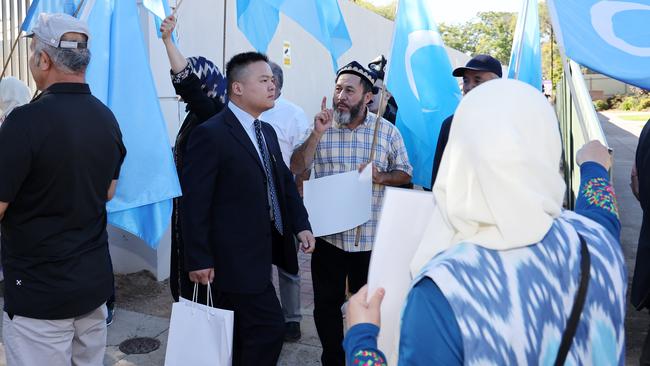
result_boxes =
[254,119,283,234]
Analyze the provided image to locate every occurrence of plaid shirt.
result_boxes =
[307,111,412,252]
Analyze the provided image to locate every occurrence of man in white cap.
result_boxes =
[0,13,126,365]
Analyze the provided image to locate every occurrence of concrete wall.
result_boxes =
[109,0,470,280]
[584,73,630,100]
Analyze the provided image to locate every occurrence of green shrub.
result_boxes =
[608,95,624,109]
[621,97,636,111]
[637,97,650,111]
[593,99,609,111]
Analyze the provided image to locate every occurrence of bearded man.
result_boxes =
[290,61,412,366]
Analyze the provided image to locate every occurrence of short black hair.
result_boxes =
[226,52,269,95]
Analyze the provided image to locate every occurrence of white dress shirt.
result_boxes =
[229,101,264,160]
[259,97,311,167]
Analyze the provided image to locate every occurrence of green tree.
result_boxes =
[350,0,396,21]
[354,1,564,93]
[438,22,478,55]
[472,12,517,64]
[538,1,563,91]
[438,12,516,65]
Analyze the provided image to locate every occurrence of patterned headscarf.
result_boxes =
[187,56,227,103]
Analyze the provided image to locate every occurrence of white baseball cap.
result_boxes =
[25,13,90,49]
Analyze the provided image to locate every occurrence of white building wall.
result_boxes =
[109,0,470,280]
[584,73,630,99]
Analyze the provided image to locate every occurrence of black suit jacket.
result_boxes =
[632,119,650,309]
[181,107,311,294]
[430,115,453,189]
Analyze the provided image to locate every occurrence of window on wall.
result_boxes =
[1,0,36,90]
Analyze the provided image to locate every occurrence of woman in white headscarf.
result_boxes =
[0,76,31,124]
[343,79,626,365]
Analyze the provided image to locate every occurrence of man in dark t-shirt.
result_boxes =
[0,13,125,365]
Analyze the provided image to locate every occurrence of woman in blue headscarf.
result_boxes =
[343,79,626,365]
[160,15,227,303]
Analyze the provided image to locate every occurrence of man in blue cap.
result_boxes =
[430,54,502,188]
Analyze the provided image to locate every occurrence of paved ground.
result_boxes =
[0,112,645,365]
[0,251,322,366]
[599,111,649,365]
[102,252,322,365]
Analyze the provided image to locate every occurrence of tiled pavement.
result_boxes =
[599,112,648,365]
[0,251,322,366]
[272,252,323,365]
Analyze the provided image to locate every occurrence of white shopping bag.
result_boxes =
[164,284,234,366]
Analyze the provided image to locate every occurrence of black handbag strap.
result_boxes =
[554,234,591,366]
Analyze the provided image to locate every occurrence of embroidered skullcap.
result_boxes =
[336,61,377,86]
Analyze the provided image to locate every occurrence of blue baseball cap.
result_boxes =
[452,54,503,78]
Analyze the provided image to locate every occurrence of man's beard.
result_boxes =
[334,99,364,126]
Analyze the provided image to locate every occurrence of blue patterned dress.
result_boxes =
[344,162,626,365]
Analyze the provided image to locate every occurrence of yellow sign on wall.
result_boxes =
[283,41,292,68]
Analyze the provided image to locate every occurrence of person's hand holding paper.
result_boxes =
[303,163,373,237]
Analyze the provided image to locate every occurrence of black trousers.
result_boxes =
[215,282,285,366]
[312,238,372,366]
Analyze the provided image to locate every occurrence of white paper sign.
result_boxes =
[303,164,373,237]
[367,187,436,366]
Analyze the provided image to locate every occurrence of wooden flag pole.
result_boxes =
[73,0,87,17]
[353,83,390,247]
[350,1,400,249]
[172,0,185,16]
[369,85,389,161]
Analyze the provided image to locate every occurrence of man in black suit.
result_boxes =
[181,52,315,366]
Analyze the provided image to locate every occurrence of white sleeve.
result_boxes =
[292,107,313,151]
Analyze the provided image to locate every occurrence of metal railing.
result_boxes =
[556,59,608,209]
[1,0,36,89]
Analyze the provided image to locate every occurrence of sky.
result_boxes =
[366,0,523,24]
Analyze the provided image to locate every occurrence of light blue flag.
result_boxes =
[83,0,182,247]
[22,0,81,31]
[387,0,461,188]
[267,0,351,70]
[548,0,650,90]
[236,0,351,70]
[82,0,113,102]
[142,0,176,39]
[508,0,542,89]
[236,0,280,53]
